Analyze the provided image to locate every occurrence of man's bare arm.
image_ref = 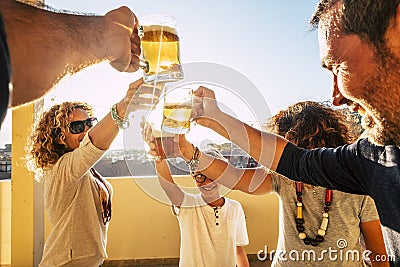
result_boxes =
[193,86,288,171]
[0,0,140,106]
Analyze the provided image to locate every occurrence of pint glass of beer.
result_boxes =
[140,15,184,84]
[161,87,193,134]
[144,123,176,160]
[153,130,176,159]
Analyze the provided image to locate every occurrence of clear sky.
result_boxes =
[0,0,332,148]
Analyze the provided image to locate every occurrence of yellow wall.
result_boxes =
[0,181,11,266]
[11,104,37,267]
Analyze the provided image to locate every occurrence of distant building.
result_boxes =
[94,157,189,177]
[0,144,11,180]
[94,143,259,178]
[0,142,259,180]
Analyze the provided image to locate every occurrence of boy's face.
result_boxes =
[191,172,220,197]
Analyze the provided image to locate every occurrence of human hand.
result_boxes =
[142,122,192,161]
[126,81,163,114]
[192,86,222,128]
[104,6,141,72]
[115,78,145,118]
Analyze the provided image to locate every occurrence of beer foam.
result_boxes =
[152,128,175,138]
[143,25,177,35]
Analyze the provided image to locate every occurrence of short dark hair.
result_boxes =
[310,0,400,47]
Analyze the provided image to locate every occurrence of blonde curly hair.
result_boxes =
[26,102,93,177]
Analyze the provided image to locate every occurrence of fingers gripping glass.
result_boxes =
[69,117,98,134]
[191,172,207,183]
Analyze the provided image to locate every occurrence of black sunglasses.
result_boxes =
[191,172,208,183]
[69,117,97,134]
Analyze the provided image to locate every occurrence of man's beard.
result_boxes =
[361,114,393,146]
[358,49,400,147]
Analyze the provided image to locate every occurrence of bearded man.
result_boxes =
[188,1,400,266]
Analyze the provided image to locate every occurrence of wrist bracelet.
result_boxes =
[111,103,130,130]
[186,145,200,172]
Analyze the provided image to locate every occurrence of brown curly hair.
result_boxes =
[267,101,361,149]
[27,102,93,172]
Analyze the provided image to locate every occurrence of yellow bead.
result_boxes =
[299,233,307,239]
[320,217,329,231]
[318,229,326,236]
[297,206,303,219]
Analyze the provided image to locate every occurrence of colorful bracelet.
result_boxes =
[111,103,130,130]
[186,145,200,172]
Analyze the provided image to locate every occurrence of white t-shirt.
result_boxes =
[174,193,249,267]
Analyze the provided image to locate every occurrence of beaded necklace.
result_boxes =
[295,182,332,246]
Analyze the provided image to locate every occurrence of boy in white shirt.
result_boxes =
[155,147,250,267]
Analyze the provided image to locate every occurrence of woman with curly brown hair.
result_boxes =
[147,101,388,266]
[27,78,153,267]
[265,101,387,266]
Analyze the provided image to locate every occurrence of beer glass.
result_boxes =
[153,129,176,159]
[144,123,176,160]
[139,15,184,84]
[161,87,193,134]
[135,82,165,107]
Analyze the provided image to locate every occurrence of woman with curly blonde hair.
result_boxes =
[29,102,94,174]
[27,78,154,267]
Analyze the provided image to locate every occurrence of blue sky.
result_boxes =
[0,1,331,147]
